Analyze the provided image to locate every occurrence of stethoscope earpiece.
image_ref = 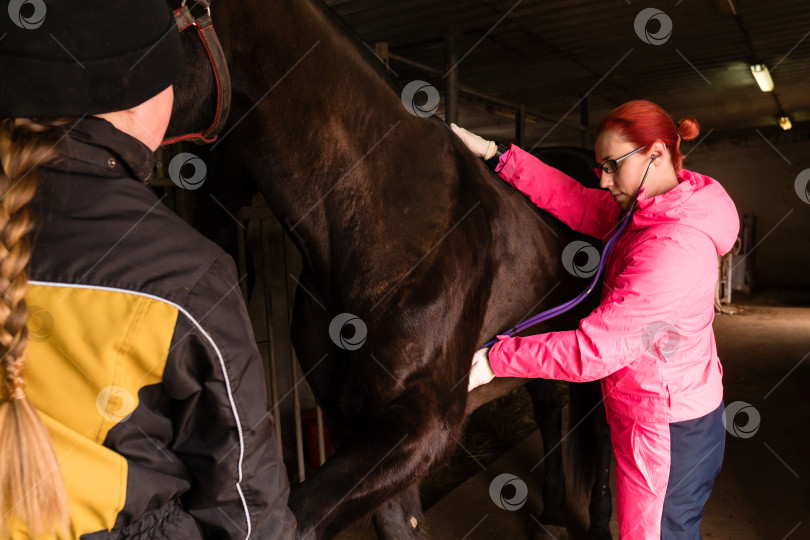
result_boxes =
[627,154,658,215]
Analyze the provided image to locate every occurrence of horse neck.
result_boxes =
[222,0,442,284]
[232,0,410,169]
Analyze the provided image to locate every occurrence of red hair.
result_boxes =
[596,100,699,172]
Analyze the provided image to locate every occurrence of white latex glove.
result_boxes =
[450,123,497,160]
[468,347,496,391]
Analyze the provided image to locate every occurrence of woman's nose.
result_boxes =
[599,173,612,190]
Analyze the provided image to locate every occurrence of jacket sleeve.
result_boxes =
[488,225,713,381]
[495,145,620,240]
[164,253,296,539]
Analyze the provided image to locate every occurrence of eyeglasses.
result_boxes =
[594,146,645,178]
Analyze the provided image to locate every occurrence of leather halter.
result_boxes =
[161,0,232,145]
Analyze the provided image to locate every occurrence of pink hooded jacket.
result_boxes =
[489,146,740,423]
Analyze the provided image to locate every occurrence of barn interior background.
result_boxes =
[154,0,810,538]
[324,0,810,290]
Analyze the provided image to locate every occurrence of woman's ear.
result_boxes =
[650,140,668,163]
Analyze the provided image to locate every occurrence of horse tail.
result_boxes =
[567,380,602,493]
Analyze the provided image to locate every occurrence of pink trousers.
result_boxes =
[611,415,672,538]
[609,403,725,539]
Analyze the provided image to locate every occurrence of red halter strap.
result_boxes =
[161,0,232,145]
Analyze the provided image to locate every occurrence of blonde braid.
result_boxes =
[0,118,69,538]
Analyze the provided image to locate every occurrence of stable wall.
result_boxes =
[685,127,810,290]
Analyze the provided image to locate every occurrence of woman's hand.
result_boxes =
[468,347,496,391]
[451,123,497,160]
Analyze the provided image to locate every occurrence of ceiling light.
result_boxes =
[750,64,774,92]
[778,115,792,131]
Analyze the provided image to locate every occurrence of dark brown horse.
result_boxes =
[165,0,613,538]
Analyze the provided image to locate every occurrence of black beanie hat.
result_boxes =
[0,0,185,118]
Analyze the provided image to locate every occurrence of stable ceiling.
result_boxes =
[325,0,810,147]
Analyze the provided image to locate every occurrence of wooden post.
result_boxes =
[516,104,526,147]
[374,42,389,66]
[581,95,590,148]
[259,217,285,460]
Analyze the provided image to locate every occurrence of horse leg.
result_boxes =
[525,378,568,538]
[587,403,613,540]
[288,386,460,539]
[290,271,439,539]
[371,483,425,539]
[290,268,343,419]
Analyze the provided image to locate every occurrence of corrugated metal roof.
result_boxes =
[325,0,810,146]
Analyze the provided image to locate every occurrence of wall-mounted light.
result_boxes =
[778,115,792,131]
[750,64,774,92]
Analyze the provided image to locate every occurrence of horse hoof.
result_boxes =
[534,523,569,540]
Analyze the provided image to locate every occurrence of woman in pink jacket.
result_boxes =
[454,100,739,539]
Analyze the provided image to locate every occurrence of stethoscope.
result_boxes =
[624,153,657,216]
[483,154,658,347]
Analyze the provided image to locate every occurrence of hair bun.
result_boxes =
[677,117,700,141]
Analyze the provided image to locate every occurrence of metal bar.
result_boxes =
[444,30,459,125]
[291,349,305,481]
[316,406,326,466]
[389,52,586,132]
[725,253,733,304]
[235,215,249,301]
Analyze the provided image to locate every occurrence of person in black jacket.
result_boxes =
[0,1,296,538]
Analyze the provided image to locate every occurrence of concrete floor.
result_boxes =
[338,295,810,539]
